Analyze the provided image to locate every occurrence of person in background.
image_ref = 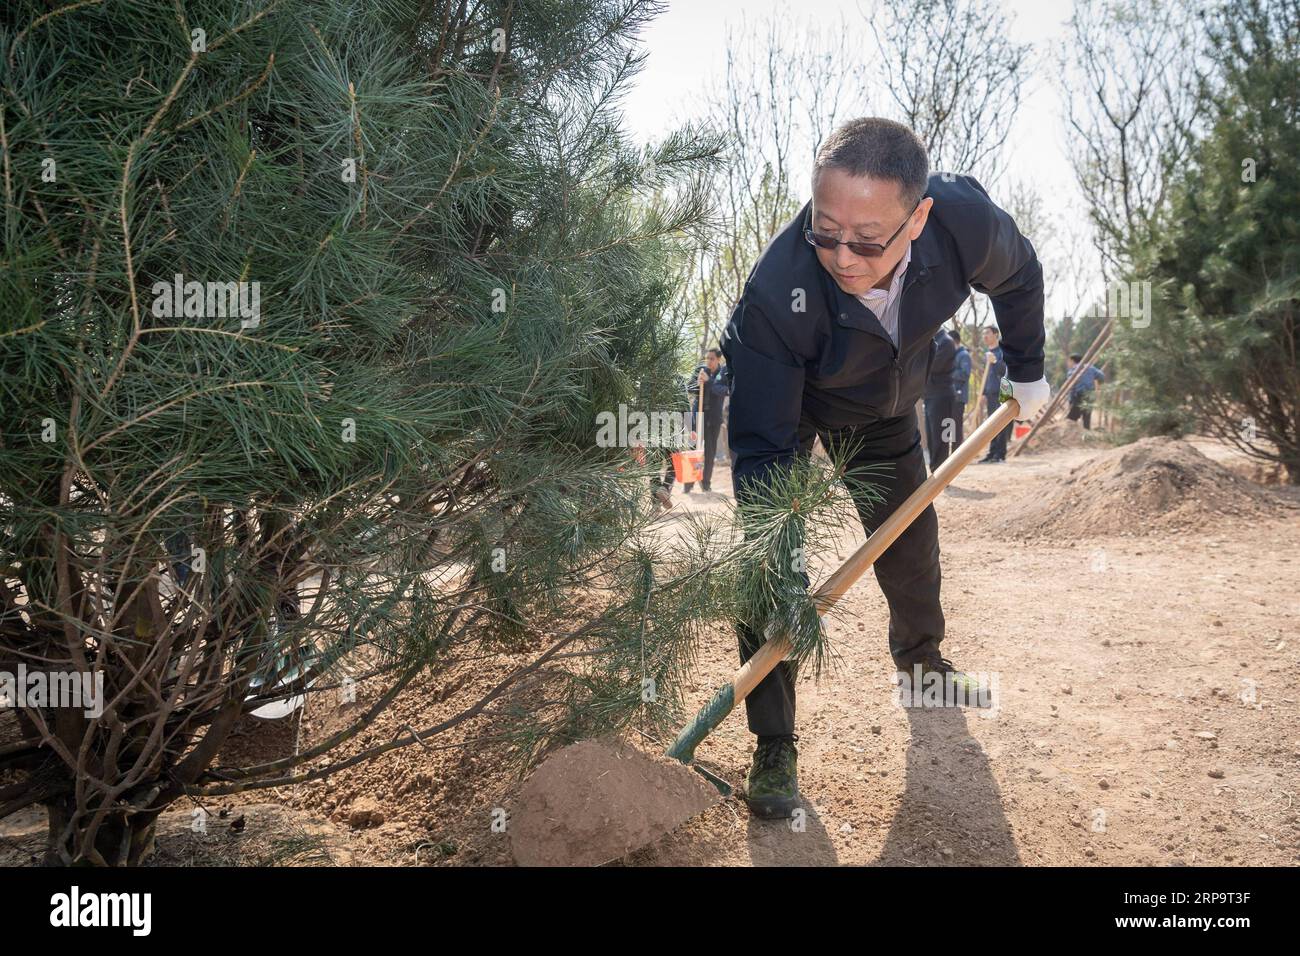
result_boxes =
[652,451,675,509]
[652,372,692,509]
[923,327,958,472]
[949,328,971,447]
[684,348,731,494]
[716,386,732,464]
[976,326,1011,463]
[1066,352,1105,430]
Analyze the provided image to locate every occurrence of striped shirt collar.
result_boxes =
[854,240,913,343]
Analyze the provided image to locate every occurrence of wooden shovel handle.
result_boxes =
[666,399,1020,765]
[731,398,1020,701]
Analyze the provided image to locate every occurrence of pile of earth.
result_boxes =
[509,738,719,866]
[996,436,1294,538]
[1016,418,1107,454]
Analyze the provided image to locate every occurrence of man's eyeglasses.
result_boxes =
[803,199,921,258]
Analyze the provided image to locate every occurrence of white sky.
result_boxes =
[618,0,1094,319]
[621,0,1079,198]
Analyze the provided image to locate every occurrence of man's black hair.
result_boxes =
[812,117,930,210]
[948,329,962,344]
[1069,352,1083,362]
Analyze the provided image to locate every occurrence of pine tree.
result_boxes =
[0,0,741,864]
[1119,0,1300,479]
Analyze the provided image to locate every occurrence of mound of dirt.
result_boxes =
[1016,418,1107,455]
[510,738,719,866]
[997,436,1294,538]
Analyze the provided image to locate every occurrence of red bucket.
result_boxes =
[671,449,704,484]
[1013,423,1031,440]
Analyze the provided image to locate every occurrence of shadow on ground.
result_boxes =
[942,484,997,501]
[874,706,1019,865]
[746,801,839,865]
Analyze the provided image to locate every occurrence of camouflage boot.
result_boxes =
[742,734,800,819]
[896,656,995,708]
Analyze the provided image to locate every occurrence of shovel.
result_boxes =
[510,397,1020,865]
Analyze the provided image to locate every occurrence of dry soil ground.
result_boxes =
[624,441,1300,866]
[3,435,1298,867]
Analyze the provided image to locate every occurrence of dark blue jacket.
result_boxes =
[983,343,1007,398]
[721,173,1045,500]
[924,329,957,400]
[952,344,972,404]
[688,364,731,428]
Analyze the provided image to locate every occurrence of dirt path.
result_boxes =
[8,440,1293,867]
[629,449,1300,865]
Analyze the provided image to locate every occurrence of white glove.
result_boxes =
[1008,376,1050,422]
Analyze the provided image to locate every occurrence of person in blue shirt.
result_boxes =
[1066,352,1105,430]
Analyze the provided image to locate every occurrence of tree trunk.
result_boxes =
[44,798,159,866]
